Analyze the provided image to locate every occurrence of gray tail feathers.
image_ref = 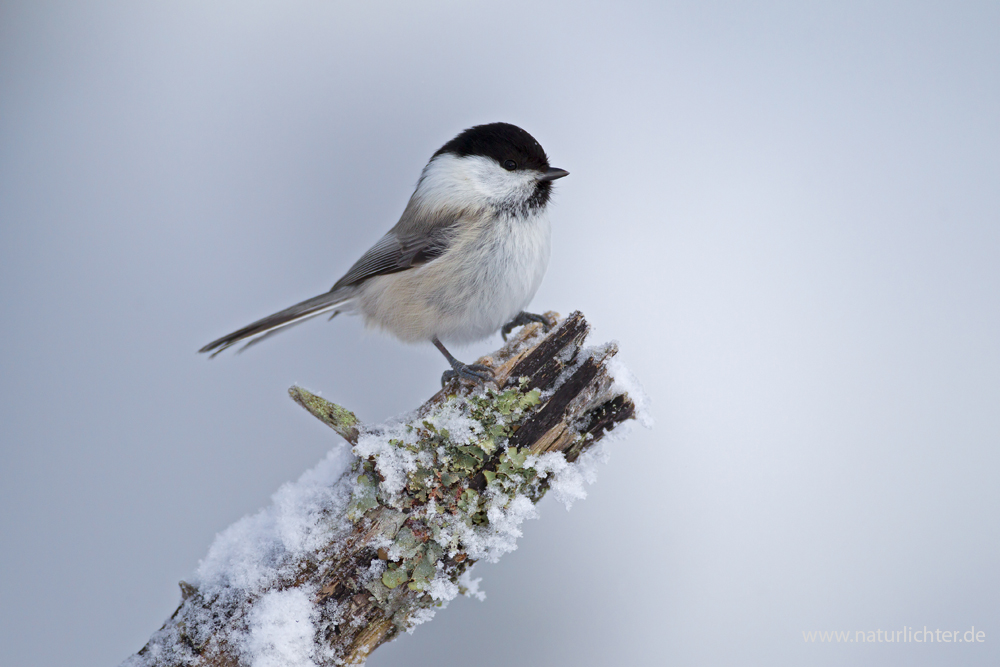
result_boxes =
[199,290,353,357]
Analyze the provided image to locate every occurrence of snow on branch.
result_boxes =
[122,312,648,667]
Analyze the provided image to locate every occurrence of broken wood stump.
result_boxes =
[124,311,642,667]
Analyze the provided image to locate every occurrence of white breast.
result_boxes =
[356,209,551,345]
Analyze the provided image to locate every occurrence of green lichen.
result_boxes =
[494,447,535,486]
[407,542,443,591]
[456,489,488,525]
[351,381,552,599]
[365,577,391,603]
[288,386,360,443]
[381,563,409,589]
[392,527,423,559]
[347,471,379,521]
[376,509,408,541]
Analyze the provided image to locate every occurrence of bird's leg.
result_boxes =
[433,337,495,387]
[501,311,552,341]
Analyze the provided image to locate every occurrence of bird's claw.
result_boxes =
[441,362,495,388]
[501,311,552,341]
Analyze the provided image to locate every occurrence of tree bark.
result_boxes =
[124,311,639,667]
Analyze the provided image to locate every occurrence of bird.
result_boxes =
[199,122,568,385]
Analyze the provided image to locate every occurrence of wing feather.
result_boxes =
[331,223,456,290]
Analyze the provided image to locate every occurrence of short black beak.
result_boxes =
[538,167,569,182]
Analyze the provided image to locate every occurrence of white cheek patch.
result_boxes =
[416,154,537,211]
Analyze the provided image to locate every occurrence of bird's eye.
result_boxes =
[503,159,517,171]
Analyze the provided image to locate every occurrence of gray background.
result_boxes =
[2,2,998,666]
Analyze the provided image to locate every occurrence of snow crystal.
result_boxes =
[405,607,437,634]
[551,442,610,509]
[477,493,538,560]
[353,423,419,497]
[458,569,486,601]
[427,572,459,602]
[194,445,355,593]
[242,588,319,667]
[422,398,483,443]
[525,443,611,511]
[607,353,653,428]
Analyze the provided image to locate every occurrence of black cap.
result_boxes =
[434,122,551,172]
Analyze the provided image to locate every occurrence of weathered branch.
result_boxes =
[123,312,641,667]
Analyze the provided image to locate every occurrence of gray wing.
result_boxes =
[331,215,458,290]
[199,201,460,357]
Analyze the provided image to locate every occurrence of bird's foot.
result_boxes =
[441,362,495,388]
[501,311,552,341]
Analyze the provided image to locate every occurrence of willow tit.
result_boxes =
[199,122,568,384]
